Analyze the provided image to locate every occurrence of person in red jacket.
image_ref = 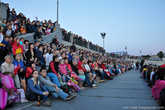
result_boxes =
[92,61,105,82]
[101,62,111,79]
[12,38,24,56]
[48,55,61,78]
[77,57,86,73]
[26,62,36,79]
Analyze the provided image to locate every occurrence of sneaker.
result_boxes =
[65,95,77,101]
[99,80,105,83]
[92,84,97,88]
[42,101,51,107]
[71,92,78,97]
[21,99,29,103]
[80,87,85,90]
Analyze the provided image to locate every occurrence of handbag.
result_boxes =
[1,74,15,89]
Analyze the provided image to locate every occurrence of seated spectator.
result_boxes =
[59,59,80,91]
[48,55,61,78]
[92,61,105,82]
[70,42,76,53]
[23,40,29,52]
[12,37,24,56]
[44,48,53,69]
[64,57,82,81]
[39,68,76,101]
[26,19,32,33]
[101,62,112,79]
[20,25,26,34]
[26,70,51,106]
[0,71,19,110]
[0,36,11,64]
[83,58,96,87]
[0,26,4,43]
[1,55,21,89]
[26,62,36,79]
[45,25,51,35]
[1,55,14,78]
[36,44,45,68]
[25,43,37,66]
[33,27,42,42]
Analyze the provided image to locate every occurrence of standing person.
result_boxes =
[150,67,156,86]
[13,54,26,91]
[140,59,145,72]
[133,62,136,71]
[136,61,139,70]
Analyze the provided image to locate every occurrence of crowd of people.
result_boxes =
[0,29,133,109]
[0,3,135,110]
[61,28,105,53]
[135,60,165,109]
[0,3,105,54]
[0,4,57,42]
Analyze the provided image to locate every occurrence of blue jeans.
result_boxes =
[42,95,49,102]
[47,73,61,87]
[84,72,92,87]
[43,85,68,100]
[100,71,105,80]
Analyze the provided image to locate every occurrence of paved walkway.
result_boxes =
[11,71,158,110]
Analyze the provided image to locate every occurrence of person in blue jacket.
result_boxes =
[26,70,51,106]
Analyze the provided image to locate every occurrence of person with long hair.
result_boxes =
[13,54,26,91]
[25,43,37,66]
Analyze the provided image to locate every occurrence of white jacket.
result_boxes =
[0,33,3,43]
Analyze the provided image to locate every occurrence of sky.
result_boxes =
[2,0,165,56]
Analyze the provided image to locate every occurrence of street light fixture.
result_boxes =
[100,32,106,49]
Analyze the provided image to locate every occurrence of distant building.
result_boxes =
[111,51,127,56]
[149,55,161,61]
[0,2,8,21]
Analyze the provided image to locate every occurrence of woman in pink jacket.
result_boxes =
[59,59,68,76]
[59,59,80,92]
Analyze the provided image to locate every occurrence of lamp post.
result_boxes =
[100,32,106,49]
[140,50,142,60]
[125,46,127,60]
[0,0,2,21]
[57,0,59,24]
